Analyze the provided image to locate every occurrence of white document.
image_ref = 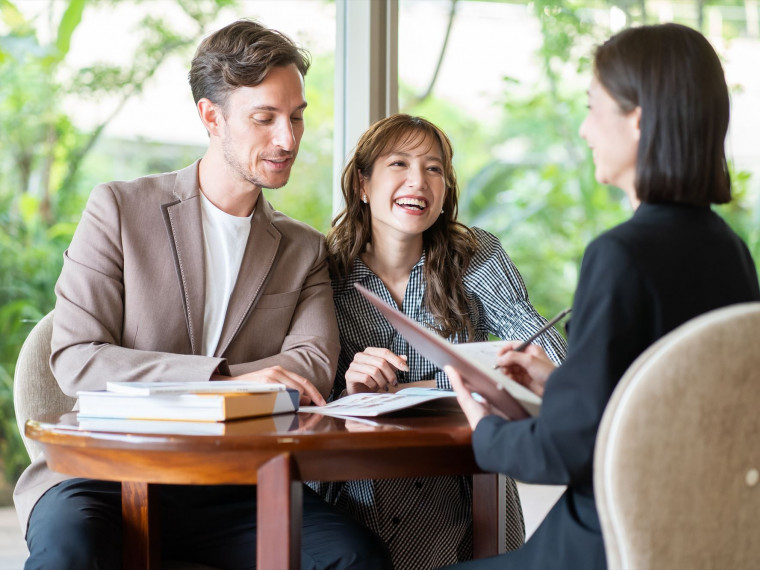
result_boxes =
[300,387,460,418]
[449,341,542,417]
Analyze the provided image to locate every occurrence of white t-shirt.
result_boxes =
[199,192,253,356]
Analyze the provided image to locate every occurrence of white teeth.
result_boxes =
[394,198,427,209]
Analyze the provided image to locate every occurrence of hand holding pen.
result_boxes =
[492,308,571,397]
[494,307,571,358]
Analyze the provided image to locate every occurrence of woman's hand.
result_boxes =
[445,365,493,430]
[344,348,409,394]
[213,366,326,406]
[495,342,556,397]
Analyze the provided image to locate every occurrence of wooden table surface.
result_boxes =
[27,410,500,569]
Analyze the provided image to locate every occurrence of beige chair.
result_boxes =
[13,310,217,570]
[13,310,75,460]
[594,302,760,570]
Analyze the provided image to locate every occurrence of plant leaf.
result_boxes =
[55,0,87,59]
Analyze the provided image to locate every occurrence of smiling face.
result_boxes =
[361,133,447,244]
[217,63,307,191]
[579,76,641,203]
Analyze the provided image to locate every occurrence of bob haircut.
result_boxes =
[188,19,310,110]
[594,23,731,206]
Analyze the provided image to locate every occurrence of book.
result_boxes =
[77,388,299,422]
[105,380,286,396]
[354,283,542,419]
[300,387,461,418]
[71,413,299,436]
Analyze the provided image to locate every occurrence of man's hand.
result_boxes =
[495,342,556,397]
[214,366,326,406]
[344,348,408,394]
[445,365,492,430]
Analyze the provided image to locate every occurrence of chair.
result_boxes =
[13,310,75,460]
[13,310,217,570]
[594,302,760,570]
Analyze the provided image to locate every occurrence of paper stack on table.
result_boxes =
[77,381,298,422]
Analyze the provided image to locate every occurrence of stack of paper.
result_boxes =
[73,413,299,436]
[77,381,298,423]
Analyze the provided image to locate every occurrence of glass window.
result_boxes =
[398,0,760,317]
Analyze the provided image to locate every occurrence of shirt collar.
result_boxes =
[343,252,426,285]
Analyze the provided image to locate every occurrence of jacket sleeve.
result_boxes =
[50,184,224,398]
[465,228,567,364]
[472,235,653,485]
[226,238,340,399]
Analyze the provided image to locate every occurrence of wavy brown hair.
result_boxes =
[328,114,478,339]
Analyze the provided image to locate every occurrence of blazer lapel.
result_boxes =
[160,162,205,355]
[215,195,281,357]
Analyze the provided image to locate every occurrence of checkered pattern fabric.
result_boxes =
[310,228,568,569]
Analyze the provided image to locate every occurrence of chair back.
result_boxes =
[13,311,76,460]
[13,311,222,570]
[594,302,760,569]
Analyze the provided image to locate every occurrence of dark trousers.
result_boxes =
[25,478,392,570]
[440,491,606,570]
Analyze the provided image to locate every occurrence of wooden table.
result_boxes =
[26,411,501,570]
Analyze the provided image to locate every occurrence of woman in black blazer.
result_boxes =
[445,23,760,570]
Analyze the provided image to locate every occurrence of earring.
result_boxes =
[440,209,444,215]
[362,194,368,204]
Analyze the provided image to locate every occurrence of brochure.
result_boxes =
[300,387,461,418]
[354,283,542,419]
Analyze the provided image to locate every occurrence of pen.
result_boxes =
[492,307,572,368]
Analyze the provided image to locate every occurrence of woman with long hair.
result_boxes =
[318,113,567,569]
[446,23,760,569]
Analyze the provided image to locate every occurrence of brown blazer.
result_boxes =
[14,160,340,530]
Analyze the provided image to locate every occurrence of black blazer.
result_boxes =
[471,203,760,569]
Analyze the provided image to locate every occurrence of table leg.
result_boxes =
[472,472,501,558]
[122,481,161,569]
[257,453,302,570]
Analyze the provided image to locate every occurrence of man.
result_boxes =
[14,19,391,569]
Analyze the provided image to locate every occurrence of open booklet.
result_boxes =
[354,283,542,419]
[300,387,461,418]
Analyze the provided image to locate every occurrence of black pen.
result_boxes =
[493,307,572,368]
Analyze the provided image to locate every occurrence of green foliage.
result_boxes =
[717,165,760,263]
[266,53,336,233]
[402,0,627,319]
[0,194,72,484]
[407,0,760,323]
[472,1,607,318]
[0,0,237,501]
[55,0,86,57]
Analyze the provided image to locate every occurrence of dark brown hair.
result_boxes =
[328,114,478,339]
[188,19,310,109]
[594,23,730,205]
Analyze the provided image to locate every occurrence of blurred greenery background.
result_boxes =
[1,0,758,503]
